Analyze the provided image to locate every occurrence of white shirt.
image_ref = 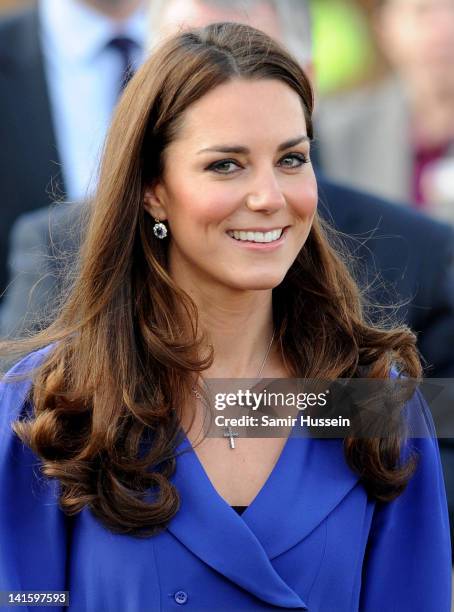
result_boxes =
[39,0,147,201]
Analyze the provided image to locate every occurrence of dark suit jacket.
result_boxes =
[318,180,454,379]
[0,8,64,302]
[2,179,454,379]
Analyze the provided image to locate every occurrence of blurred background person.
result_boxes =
[317,0,454,224]
[0,0,146,307]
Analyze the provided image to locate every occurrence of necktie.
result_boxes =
[107,36,138,95]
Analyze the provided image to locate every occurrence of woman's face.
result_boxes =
[144,78,317,294]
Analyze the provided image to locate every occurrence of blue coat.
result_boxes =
[0,348,451,611]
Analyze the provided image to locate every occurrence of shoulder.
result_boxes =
[1,343,56,385]
[319,178,454,249]
[0,345,56,430]
[360,383,451,608]
[372,371,442,474]
[403,387,438,439]
[0,344,69,593]
[11,201,87,253]
[13,201,86,237]
[392,380,444,483]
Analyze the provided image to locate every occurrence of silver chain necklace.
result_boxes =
[191,329,276,449]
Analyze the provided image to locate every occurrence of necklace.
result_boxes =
[191,330,276,450]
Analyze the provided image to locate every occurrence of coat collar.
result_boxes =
[167,428,360,609]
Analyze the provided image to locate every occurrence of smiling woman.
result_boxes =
[0,21,451,612]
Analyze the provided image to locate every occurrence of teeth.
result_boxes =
[227,229,283,243]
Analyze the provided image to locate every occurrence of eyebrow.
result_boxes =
[197,135,310,155]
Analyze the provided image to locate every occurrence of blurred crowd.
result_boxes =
[0,0,454,560]
[0,0,453,306]
[317,0,454,218]
[0,0,452,315]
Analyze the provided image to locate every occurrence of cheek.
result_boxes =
[292,180,318,219]
[168,182,241,227]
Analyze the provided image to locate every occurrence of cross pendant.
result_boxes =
[224,426,239,449]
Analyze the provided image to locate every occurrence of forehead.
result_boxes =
[157,0,282,43]
[171,78,307,147]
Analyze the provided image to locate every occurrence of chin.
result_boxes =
[228,272,287,291]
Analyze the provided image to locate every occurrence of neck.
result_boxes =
[80,0,142,21]
[181,283,278,379]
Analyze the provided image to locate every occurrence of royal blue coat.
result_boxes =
[0,348,451,611]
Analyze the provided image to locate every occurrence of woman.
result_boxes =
[0,22,451,611]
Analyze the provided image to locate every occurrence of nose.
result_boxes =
[245,169,286,214]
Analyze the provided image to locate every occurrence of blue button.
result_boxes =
[174,591,188,605]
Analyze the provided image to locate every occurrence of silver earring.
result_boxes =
[153,218,168,239]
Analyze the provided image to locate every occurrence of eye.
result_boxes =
[206,159,241,174]
[279,152,309,168]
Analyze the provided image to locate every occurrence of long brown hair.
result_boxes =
[1,23,421,536]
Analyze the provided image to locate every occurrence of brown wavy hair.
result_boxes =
[1,23,421,536]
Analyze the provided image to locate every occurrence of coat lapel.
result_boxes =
[168,435,307,609]
[167,429,360,608]
[243,436,360,560]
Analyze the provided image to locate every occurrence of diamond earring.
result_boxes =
[153,219,168,239]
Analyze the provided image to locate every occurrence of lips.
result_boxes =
[226,228,284,243]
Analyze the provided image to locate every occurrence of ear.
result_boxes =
[143,182,168,220]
